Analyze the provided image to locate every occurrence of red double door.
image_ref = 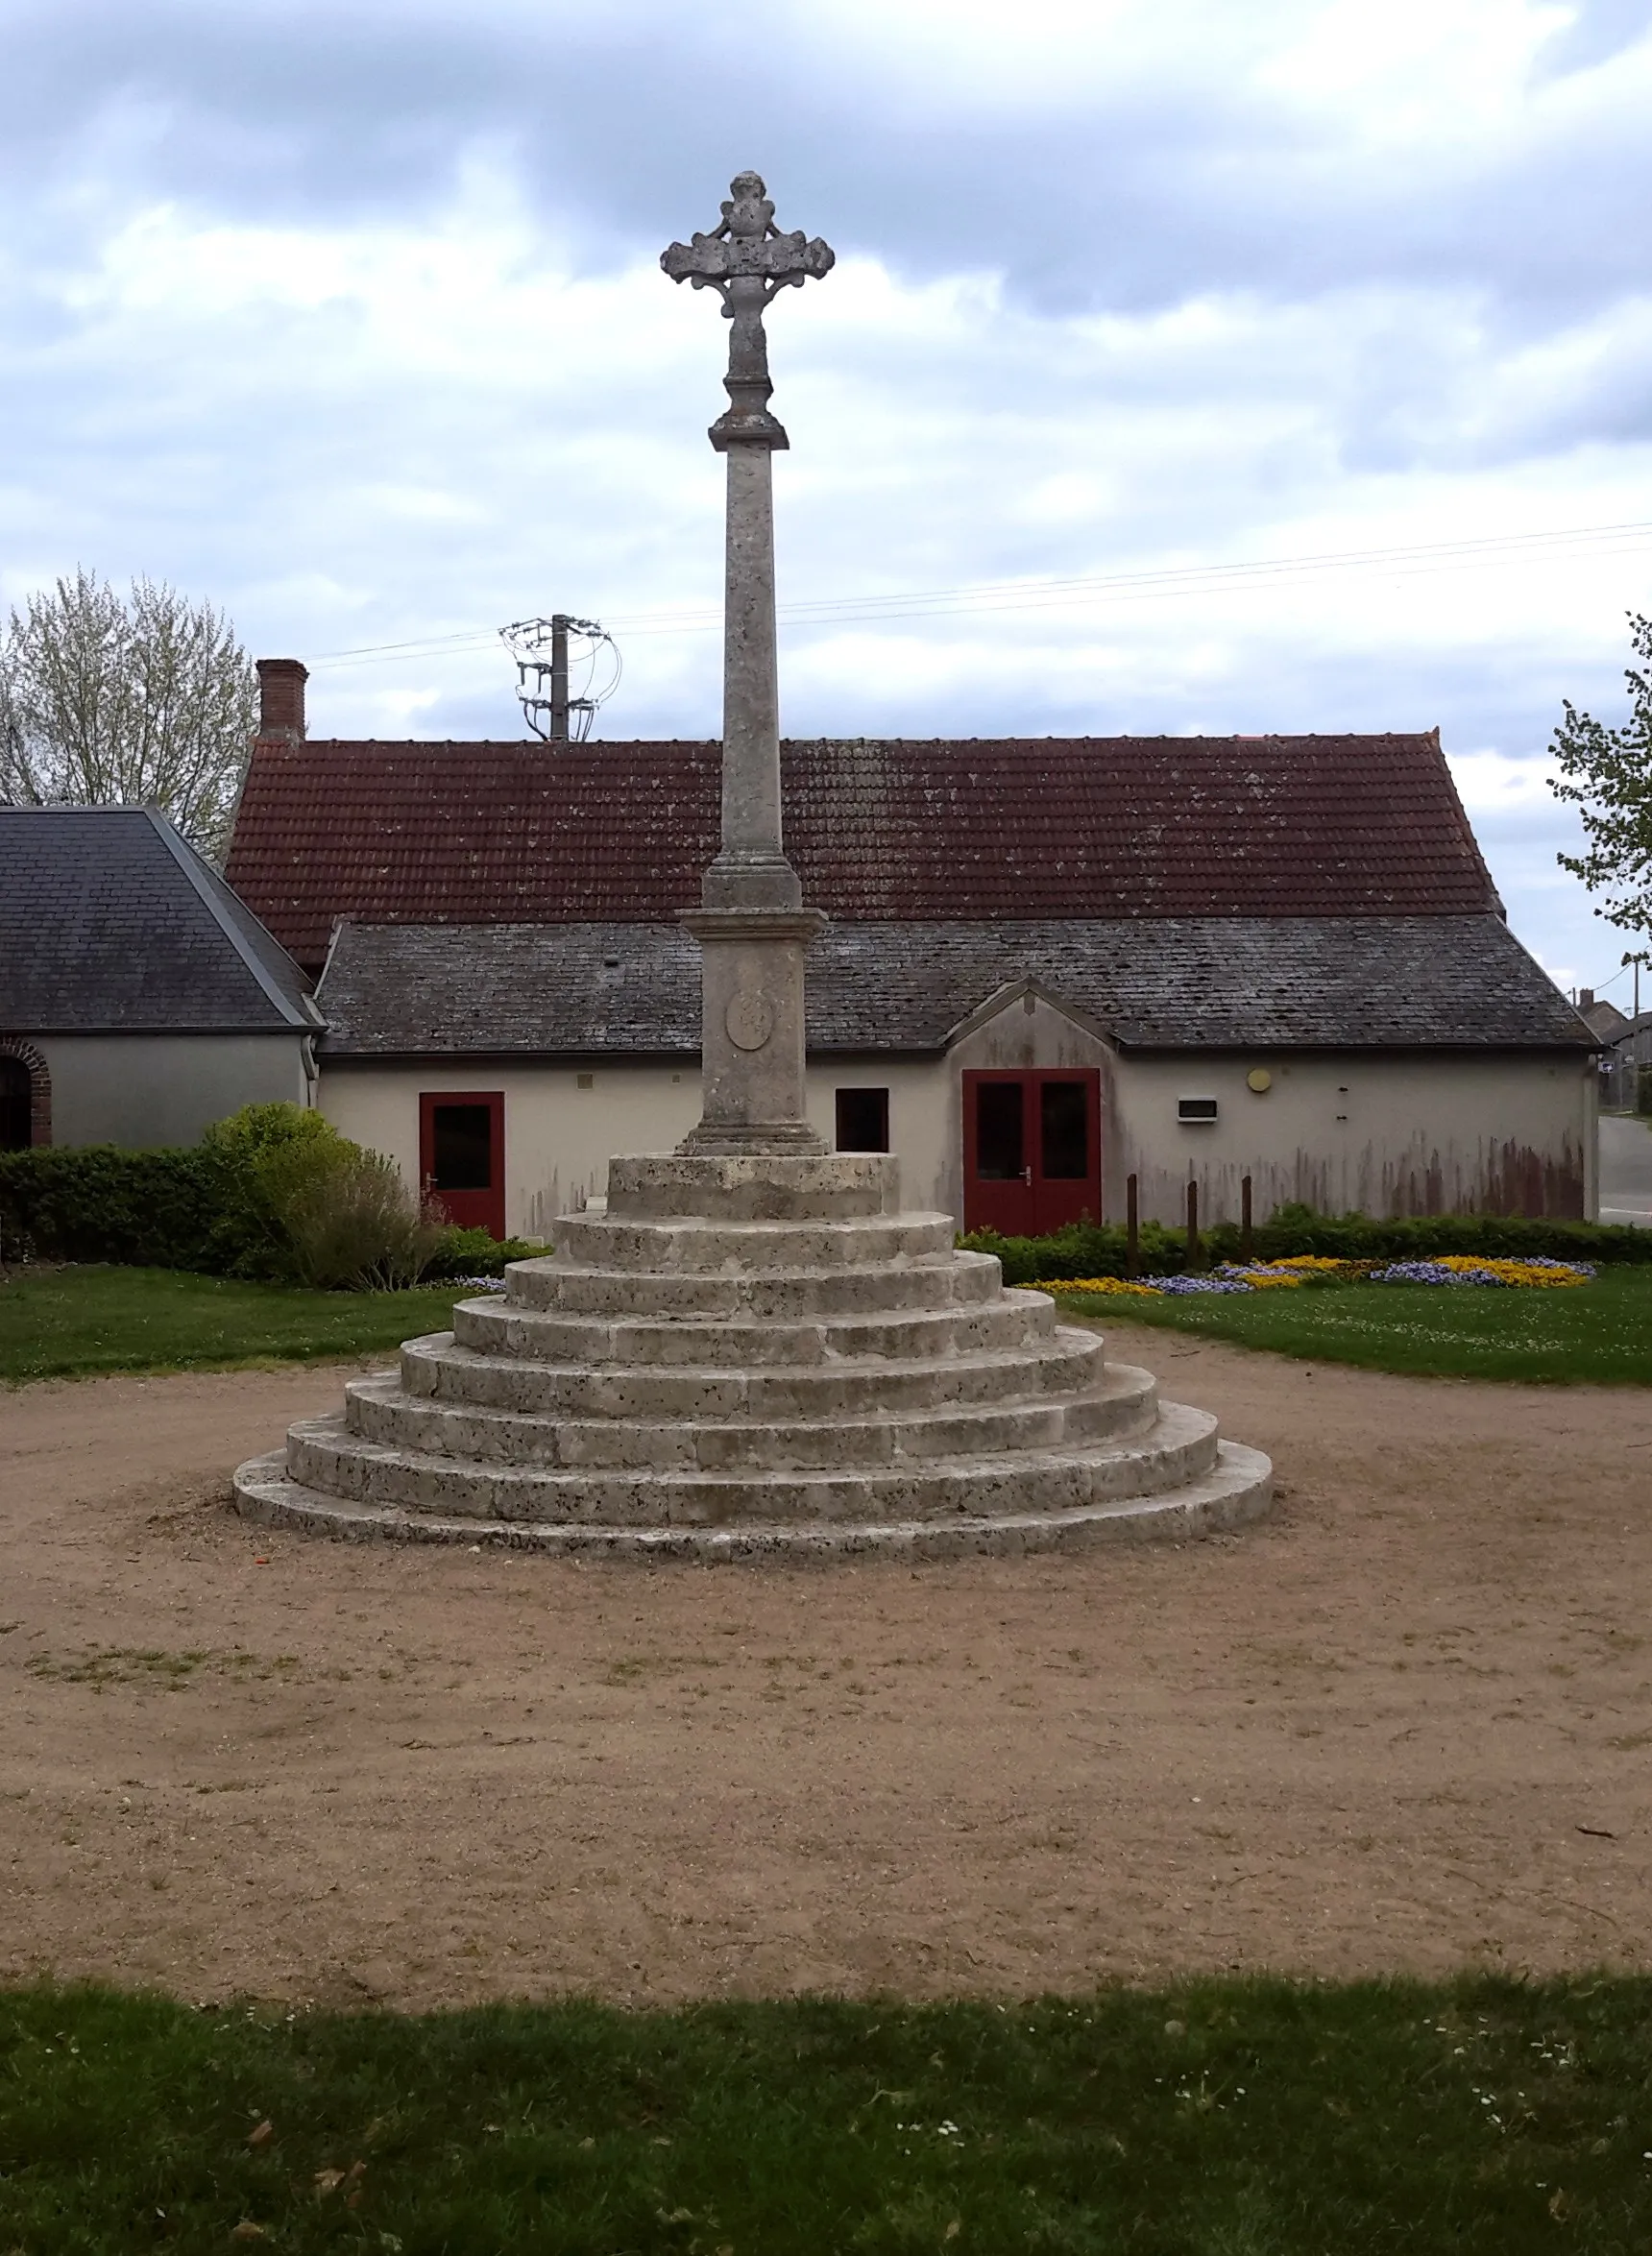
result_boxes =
[961,1069,1102,1237]
[419,1091,505,1240]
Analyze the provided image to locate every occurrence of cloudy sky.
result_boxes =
[4,0,1650,992]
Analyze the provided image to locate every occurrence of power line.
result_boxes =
[303,514,1652,670]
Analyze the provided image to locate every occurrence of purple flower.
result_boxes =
[1369,1261,1494,1286]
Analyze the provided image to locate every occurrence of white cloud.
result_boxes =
[2,0,1650,986]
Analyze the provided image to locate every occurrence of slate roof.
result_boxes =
[228,734,1500,971]
[317,915,1589,1057]
[1582,998,1633,1041]
[0,806,320,1032]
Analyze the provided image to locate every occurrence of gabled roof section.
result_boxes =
[316,913,1587,1058]
[0,806,320,1032]
[227,733,1501,971]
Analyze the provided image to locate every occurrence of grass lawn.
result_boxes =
[5,1977,1651,2254]
[1051,1265,1652,1385]
[0,1265,463,1383]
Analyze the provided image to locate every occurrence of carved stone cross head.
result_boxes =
[663,173,834,444]
[662,171,835,307]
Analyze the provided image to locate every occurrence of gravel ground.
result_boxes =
[3,1324,1649,2009]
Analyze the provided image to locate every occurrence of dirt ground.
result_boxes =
[3,1322,1650,2010]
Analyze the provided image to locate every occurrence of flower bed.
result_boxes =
[1030,1253,1597,1298]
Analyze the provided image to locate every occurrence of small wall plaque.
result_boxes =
[1247,1067,1273,1093]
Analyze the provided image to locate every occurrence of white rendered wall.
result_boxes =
[805,1058,956,1214]
[34,1032,312,1148]
[1111,1049,1596,1225]
[318,1031,1595,1237]
[320,1056,958,1238]
[320,1060,702,1240]
[934,989,1593,1225]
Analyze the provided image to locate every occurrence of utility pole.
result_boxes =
[1623,950,1650,1021]
[499,615,620,742]
[548,614,571,741]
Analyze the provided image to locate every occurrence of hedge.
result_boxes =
[8,1142,1647,1287]
[961,1204,1652,1284]
[0,1144,539,1282]
[0,1146,224,1271]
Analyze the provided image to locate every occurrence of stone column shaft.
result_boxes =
[719,447,782,866]
[703,443,800,912]
[663,174,834,1156]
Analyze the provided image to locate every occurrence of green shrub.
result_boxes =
[422,1225,542,1279]
[961,1201,1652,1283]
[200,1101,352,1277]
[1638,1064,1652,1117]
[281,1147,449,1292]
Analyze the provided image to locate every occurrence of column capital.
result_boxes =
[680,907,829,946]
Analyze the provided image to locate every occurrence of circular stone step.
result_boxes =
[395,1329,1105,1420]
[339,1360,1160,1472]
[231,1440,1274,1560]
[279,1399,1223,1526]
[231,1151,1273,1564]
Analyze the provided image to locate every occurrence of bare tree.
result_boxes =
[0,568,258,861]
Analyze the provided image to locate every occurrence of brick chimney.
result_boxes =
[255,658,308,740]
[1579,987,1594,1009]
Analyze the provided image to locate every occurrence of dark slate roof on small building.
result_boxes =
[229,734,1501,971]
[0,806,320,1032]
[317,915,1589,1057]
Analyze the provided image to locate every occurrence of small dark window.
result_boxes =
[0,1057,31,1151]
[1040,1080,1089,1179]
[1178,1096,1220,1124]
[836,1087,889,1152]
[975,1081,1024,1179]
[431,1103,493,1190]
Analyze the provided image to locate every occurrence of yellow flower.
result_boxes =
[1028,1275,1163,1298]
[1430,1256,1589,1288]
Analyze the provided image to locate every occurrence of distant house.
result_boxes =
[223,662,1600,1236]
[1578,990,1632,1046]
[1606,1010,1652,1110]
[0,806,321,1152]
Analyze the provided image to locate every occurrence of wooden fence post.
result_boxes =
[1185,1179,1202,1272]
[1126,1173,1139,1275]
[1240,1174,1253,1263]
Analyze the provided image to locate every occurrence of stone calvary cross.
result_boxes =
[663,173,835,1155]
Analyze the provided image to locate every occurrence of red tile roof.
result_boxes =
[225,732,1499,972]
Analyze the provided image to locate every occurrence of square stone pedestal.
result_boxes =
[678,907,828,1154]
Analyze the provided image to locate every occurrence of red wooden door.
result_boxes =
[419,1091,505,1239]
[961,1070,1101,1236]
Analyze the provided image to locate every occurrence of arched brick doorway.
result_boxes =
[0,1040,51,1149]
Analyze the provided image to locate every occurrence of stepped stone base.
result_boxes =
[232,1152,1272,1562]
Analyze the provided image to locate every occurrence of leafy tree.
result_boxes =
[0,567,257,861]
[1550,611,1652,938]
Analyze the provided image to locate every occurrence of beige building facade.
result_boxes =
[318,979,1598,1239]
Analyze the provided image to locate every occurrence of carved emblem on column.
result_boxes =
[725,992,775,1052]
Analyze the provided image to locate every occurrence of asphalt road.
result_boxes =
[1600,1111,1652,1226]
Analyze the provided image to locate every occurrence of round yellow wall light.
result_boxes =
[1246,1067,1273,1093]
